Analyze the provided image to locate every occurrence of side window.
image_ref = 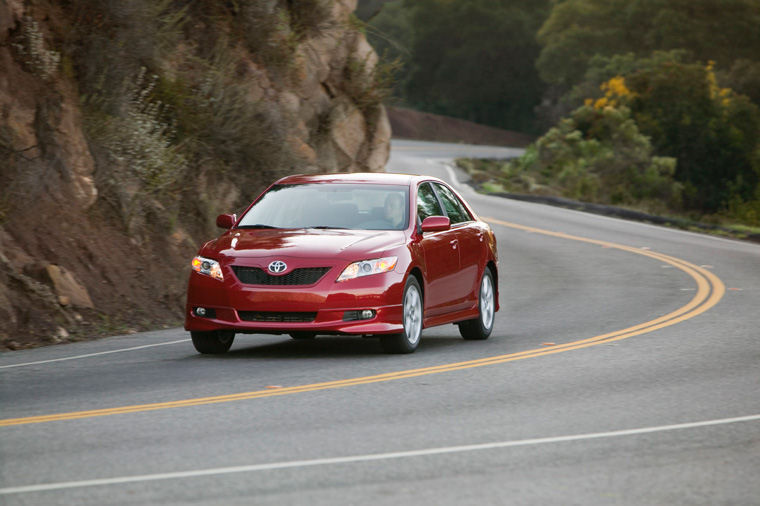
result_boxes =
[433,183,471,224]
[416,183,444,222]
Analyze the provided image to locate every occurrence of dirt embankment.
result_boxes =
[387,106,533,147]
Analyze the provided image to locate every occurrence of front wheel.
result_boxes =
[380,276,423,354]
[459,268,495,340]
[191,330,235,354]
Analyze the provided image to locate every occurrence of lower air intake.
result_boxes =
[238,311,317,323]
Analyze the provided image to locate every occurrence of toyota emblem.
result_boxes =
[268,260,287,274]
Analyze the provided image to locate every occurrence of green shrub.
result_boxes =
[460,105,682,211]
[236,1,297,72]
[343,52,402,115]
[233,0,332,76]
[85,68,187,194]
[287,0,334,39]
[83,68,188,234]
[187,40,296,183]
[68,0,187,102]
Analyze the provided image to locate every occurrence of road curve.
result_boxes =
[1,139,758,505]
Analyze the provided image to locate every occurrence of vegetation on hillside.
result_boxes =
[362,0,760,227]
[65,0,313,235]
[535,0,760,225]
[5,0,395,240]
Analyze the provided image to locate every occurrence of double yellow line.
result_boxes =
[0,218,725,427]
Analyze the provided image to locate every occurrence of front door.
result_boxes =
[432,182,482,307]
[416,182,461,316]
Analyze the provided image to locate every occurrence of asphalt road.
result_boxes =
[1,139,758,505]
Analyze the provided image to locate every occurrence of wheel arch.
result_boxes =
[408,266,424,304]
[486,260,499,311]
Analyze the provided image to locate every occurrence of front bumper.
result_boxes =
[184,263,406,335]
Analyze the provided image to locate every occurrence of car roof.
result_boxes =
[273,172,444,186]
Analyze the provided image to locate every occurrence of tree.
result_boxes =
[366,0,550,133]
[584,58,760,212]
[364,0,413,95]
[537,0,760,88]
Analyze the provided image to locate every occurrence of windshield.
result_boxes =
[237,183,410,230]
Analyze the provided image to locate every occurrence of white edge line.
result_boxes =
[2,414,758,495]
[0,339,190,369]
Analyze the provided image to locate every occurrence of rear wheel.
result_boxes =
[380,276,423,354]
[459,268,495,340]
[191,330,235,354]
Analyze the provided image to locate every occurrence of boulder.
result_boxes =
[300,31,343,90]
[287,135,318,165]
[363,104,392,171]
[54,91,98,208]
[278,91,301,118]
[332,0,358,22]
[24,263,94,309]
[315,138,338,171]
[351,33,379,74]
[0,280,18,327]
[330,98,367,170]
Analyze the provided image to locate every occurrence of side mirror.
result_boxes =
[420,216,451,232]
[216,213,236,229]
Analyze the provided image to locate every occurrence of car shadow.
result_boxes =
[200,335,466,360]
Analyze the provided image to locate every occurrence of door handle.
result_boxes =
[450,239,458,249]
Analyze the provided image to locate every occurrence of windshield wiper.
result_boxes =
[236,224,280,229]
[308,226,348,230]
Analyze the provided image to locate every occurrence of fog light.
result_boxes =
[193,307,216,318]
[342,309,376,321]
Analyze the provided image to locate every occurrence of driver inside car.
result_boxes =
[384,192,405,228]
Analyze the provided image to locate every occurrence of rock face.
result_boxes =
[0,1,392,348]
[0,7,97,211]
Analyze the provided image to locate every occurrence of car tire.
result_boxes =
[459,268,495,340]
[380,276,423,354]
[191,330,235,354]
[289,332,317,340]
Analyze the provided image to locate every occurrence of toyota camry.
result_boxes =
[185,173,498,354]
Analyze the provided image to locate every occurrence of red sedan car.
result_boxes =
[185,173,498,354]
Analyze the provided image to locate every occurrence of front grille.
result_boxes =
[238,311,317,323]
[231,266,330,286]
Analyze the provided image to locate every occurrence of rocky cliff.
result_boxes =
[0,0,391,348]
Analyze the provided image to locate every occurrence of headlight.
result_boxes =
[191,256,224,282]
[337,257,398,282]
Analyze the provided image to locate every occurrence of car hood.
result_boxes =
[203,228,406,260]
